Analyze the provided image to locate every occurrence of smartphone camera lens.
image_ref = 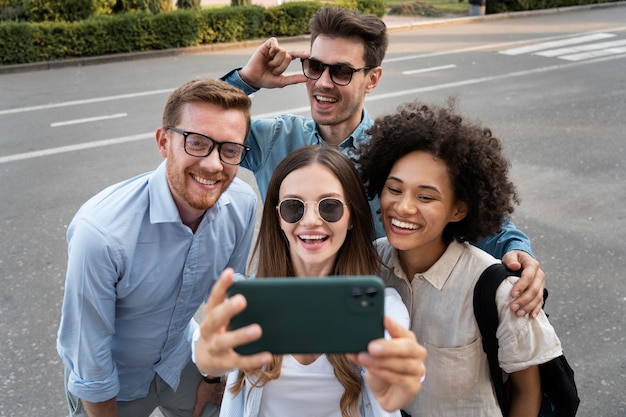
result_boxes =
[365,287,378,297]
[351,287,364,298]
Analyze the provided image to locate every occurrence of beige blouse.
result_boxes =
[376,239,563,417]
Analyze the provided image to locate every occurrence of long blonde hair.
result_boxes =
[232,146,380,417]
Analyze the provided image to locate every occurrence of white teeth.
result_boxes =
[391,218,419,230]
[193,175,217,186]
[316,96,336,103]
[299,235,326,240]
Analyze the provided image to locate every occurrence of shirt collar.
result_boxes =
[313,108,373,153]
[391,241,465,290]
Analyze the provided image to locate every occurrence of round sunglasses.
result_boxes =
[277,198,347,223]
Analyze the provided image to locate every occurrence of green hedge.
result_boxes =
[261,1,321,37]
[0,2,326,65]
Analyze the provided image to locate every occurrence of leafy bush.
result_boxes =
[112,0,172,13]
[23,0,96,22]
[356,0,386,17]
[202,6,263,43]
[176,0,200,10]
[0,0,25,21]
[151,9,203,47]
[94,0,116,15]
[0,21,35,62]
[261,1,320,37]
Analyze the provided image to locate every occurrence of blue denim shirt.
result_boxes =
[222,69,533,257]
[56,161,257,402]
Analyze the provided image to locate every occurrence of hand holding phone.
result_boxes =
[194,269,273,378]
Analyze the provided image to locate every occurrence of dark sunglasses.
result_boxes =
[277,198,347,223]
[300,58,372,86]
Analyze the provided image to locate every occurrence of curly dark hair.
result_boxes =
[358,99,520,244]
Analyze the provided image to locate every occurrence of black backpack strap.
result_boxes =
[474,264,580,417]
[473,263,520,415]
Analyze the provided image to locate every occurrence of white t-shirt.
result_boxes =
[259,354,343,417]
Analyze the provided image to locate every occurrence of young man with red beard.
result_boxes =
[57,79,257,417]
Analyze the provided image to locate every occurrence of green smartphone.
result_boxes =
[227,275,385,355]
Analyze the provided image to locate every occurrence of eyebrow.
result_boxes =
[386,176,441,194]
[281,192,344,200]
[308,57,357,67]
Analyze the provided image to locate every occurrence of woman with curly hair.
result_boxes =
[358,100,563,417]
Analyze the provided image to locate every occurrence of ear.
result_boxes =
[365,66,382,93]
[450,201,468,223]
[156,127,169,158]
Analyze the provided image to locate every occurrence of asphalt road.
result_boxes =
[1,4,625,416]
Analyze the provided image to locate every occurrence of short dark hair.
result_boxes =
[358,99,520,243]
[309,6,388,68]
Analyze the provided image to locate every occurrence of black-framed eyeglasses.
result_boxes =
[277,198,347,223]
[301,58,372,86]
[166,126,250,165]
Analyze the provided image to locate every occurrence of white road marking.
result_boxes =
[499,33,616,55]
[535,39,626,57]
[560,46,626,61]
[403,65,456,75]
[0,133,152,164]
[51,113,127,127]
[0,88,172,116]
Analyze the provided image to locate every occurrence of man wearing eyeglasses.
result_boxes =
[220,6,547,318]
[56,79,257,417]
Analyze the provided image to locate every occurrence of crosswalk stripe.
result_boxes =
[560,46,626,61]
[499,33,615,55]
[536,39,626,57]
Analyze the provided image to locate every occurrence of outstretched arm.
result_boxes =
[237,37,309,89]
[348,316,427,411]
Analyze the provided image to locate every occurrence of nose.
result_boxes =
[299,202,323,226]
[396,194,417,216]
[315,66,335,88]
[199,146,224,172]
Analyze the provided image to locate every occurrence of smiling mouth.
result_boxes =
[391,218,419,230]
[191,174,218,186]
[299,234,329,244]
[315,95,337,104]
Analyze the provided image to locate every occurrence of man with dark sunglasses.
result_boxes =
[220,6,545,318]
[56,79,257,417]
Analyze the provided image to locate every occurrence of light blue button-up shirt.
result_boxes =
[56,161,257,403]
[222,69,533,258]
